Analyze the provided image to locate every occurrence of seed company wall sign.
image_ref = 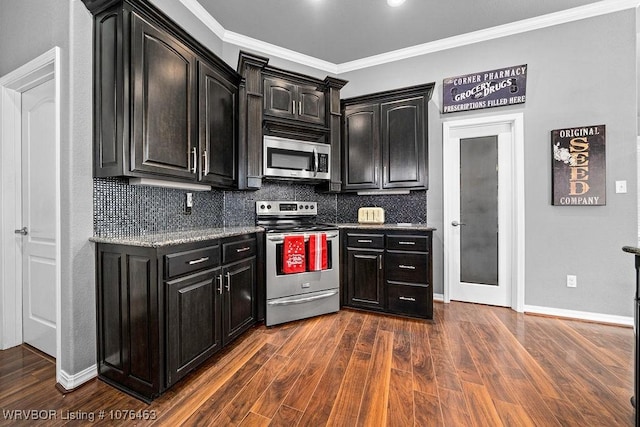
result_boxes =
[442,65,527,113]
[551,125,606,206]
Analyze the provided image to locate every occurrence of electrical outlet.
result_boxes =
[566,274,577,288]
[615,180,627,194]
[185,192,193,215]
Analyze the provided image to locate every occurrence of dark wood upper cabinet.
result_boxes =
[341,83,434,192]
[237,52,347,191]
[381,96,426,189]
[130,12,196,179]
[85,0,241,189]
[264,77,325,126]
[199,61,237,187]
[342,103,380,190]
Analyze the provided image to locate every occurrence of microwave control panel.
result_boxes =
[317,153,329,173]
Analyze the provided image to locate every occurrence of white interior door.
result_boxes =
[20,78,57,357]
[444,120,514,307]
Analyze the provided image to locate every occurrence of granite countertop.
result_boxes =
[337,223,436,231]
[623,246,640,255]
[89,226,264,248]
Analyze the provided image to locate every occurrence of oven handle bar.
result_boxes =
[267,232,338,242]
[267,290,338,306]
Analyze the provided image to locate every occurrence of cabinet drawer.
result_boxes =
[385,251,428,283]
[346,233,385,249]
[165,245,220,279]
[386,234,429,252]
[223,237,256,264]
[387,283,431,318]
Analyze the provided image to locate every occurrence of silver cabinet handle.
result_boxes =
[298,101,302,115]
[451,220,466,226]
[188,257,209,265]
[236,246,251,253]
[399,296,416,302]
[217,275,223,295]
[398,241,415,245]
[225,272,231,292]
[292,100,296,115]
[399,265,416,270]
[203,150,209,175]
[379,254,383,270]
[358,239,373,243]
[14,227,28,235]
[191,147,198,174]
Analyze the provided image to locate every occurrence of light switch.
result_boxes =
[615,180,627,194]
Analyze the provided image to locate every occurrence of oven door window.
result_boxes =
[275,240,333,275]
[267,147,314,171]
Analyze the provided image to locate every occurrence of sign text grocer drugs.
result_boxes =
[442,65,527,113]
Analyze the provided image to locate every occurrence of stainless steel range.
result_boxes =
[257,201,339,326]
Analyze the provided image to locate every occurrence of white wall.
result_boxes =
[0,0,95,378]
[337,10,638,317]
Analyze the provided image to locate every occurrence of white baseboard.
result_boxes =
[57,364,97,390]
[524,305,633,327]
[437,298,632,326]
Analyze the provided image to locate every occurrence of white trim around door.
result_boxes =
[443,113,525,312]
[0,47,62,381]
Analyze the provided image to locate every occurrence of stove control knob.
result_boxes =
[305,205,309,210]
[260,204,266,210]
[299,204,304,210]
[310,205,315,210]
[267,204,272,209]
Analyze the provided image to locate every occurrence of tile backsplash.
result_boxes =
[94,178,428,237]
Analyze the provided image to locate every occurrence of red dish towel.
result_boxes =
[283,235,306,274]
[308,233,328,271]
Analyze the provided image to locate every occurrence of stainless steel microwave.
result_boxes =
[263,135,330,181]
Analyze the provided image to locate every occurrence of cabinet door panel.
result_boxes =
[223,258,256,345]
[343,104,380,190]
[199,61,237,187]
[166,268,222,386]
[131,13,196,179]
[347,249,384,310]
[298,86,325,124]
[381,97,426,188]
[264,78,296,120]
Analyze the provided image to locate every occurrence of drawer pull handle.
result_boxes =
[398,241,416,245]
[188,257,209,265]
[236,246,251,253]
[358,239,373,243]
[399,296,416,302]
[399,264,416,270]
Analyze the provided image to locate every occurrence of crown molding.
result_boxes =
[179,0,639,74]
[224,31,339,74]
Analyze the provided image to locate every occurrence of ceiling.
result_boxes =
[196,0,607,64]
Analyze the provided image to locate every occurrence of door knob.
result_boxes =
[451,221,466,227]
[14,227,28,235]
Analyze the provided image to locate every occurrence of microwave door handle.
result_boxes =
[313,148,318,176]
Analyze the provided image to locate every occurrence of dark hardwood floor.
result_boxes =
[0,302,634,426]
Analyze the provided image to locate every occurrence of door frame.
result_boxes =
[442,113,525,311]
[0,48,61,370]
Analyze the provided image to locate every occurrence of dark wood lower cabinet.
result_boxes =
[166,267,222,387]
[346,249,384,311]
[95,233,260,401]
[341,228,434,320]
[222,258,256,345]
